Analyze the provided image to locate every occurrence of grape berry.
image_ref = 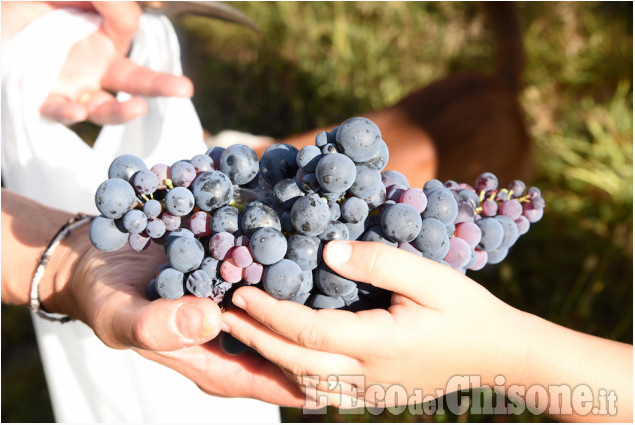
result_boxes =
[89,117,545,316]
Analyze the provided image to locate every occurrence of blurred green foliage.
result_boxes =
[2,1,632,423]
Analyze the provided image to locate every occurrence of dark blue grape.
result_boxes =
[314,263,357,297]
[494,215,519,248]
[263,259,304,300]
[486,246,509,264]
[413,218,451,261]
[108,154,147,182]
[95,178,136,219]
[381,170,410,190]
[475,218,504,251]
[314,131,328,148]
[205,146,225,170]
[381,203,422,243]
[344,293,372,312]
[249,227,287,265]
[146,279,160,301]
[145,218,166,239]
[464,249,479,270]
[289,291,312,306]
[259,144,299,187]
[444,180,459,190]
[122,209,147,233]
[131,170,159,195]
[170,160,197,188]
[327,125,339,142]
[454,202,475,224]
[321,143,339,155]
[476,172,498,193]
[273,178,305,209]
[167,236,205,273]
[322,190,346,203]
[423,179,444,195]
[143,199,162,219]
[362,225,398,247]
[190,154,215,174]
[335,117,382,162]
[329,202,341,221]
[423,188,458,225]
[155,267,185,300]
[200,256,220,279]
[455,189,480,210]
[164,186,195,217]
[285,234,321,271]
[220,144,259,185]
[341,197,369,224]
[186,269,213,297]
[297,145,322,173]
[279,210,295,233]
[507,180,527,198]
[344,220,367,241]
[211,206,242,235]
[166,227,195,247]
[300,173,321,193]
[349,163,383,199]
[365,139,389,171]
[290,194,331,237]
[89,216,129,252]
[309,293,345,310]
[300,270,314,293]
[241,203,281,236]
[318,220,350,242]
[191,170,233,212]
[446,222,456,237]
[363,185,387,210]
[315,153,356,193]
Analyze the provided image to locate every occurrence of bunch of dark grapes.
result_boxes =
[90,117,545,314]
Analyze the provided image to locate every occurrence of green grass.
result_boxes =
[2,1,632,422]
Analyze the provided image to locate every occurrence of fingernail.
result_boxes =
[232,295,246,309]
[176,304,216,341]
[221,321,231,333]
[325,241,352,266]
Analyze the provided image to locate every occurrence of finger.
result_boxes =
[229,285,393,356]
[98,294,222,351]
[102,57,194,98]
[323,241,466,309]
[223,307,362,382]
[39,93,88,125]
[134,341,309,408]
[91,1,141,54]
[84,90,148,125]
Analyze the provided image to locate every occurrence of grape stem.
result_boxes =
[229,199,247,212]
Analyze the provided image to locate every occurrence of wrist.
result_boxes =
[478,300,531,390]
[37,217,93,322]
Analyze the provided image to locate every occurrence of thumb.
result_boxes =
[107,296,222,351]
[323,240,463,309]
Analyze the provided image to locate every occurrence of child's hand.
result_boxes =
[223,241,528,407]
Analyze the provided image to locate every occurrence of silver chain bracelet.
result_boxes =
[29,212,93,323]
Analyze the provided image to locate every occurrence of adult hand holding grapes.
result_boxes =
[1,188,306,407]
[223,240,632,421]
